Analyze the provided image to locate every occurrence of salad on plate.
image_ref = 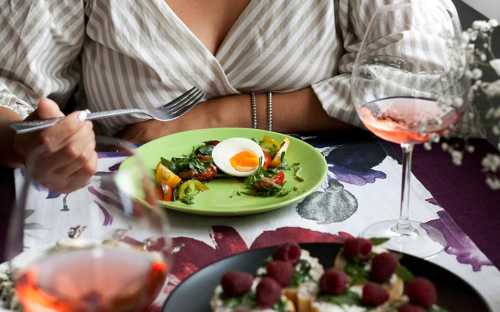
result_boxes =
[154,136,302,205]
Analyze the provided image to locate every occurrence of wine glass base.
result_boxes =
[360,219,444,258]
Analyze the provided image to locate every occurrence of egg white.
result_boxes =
[212,138,265,177]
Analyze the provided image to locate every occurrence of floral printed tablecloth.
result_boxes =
[3,135,500,311]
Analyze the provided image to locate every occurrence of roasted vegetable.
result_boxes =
[158,184,173,202]
[245,167,287,197]
[178,164,217,182]
[270,138,290,168]
[259,136,280,156]
[178,179,209,204]
[155,162,182,188]
[262,152,272,170]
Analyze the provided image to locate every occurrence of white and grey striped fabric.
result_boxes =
[0,0,458,134]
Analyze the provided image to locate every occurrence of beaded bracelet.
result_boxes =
[250,92,257,129]
[266,91,273,131]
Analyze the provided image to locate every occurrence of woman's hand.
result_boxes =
[13,99,97,193]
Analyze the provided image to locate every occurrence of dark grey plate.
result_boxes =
[163,243,491,312]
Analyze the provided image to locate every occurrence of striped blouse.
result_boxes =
[0,0,458,134]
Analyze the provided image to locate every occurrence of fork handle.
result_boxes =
[10,108,147,134]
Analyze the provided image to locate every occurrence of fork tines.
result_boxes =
[162,87,204,114]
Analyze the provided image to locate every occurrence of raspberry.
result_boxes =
[343,238,361,259]
[266,260,294,287]
[221,271,254,297]
[398,303,426,312]
[272,242,301,264]
[370,252,398,283]
[256,277,282,308]
[319,269,349,295]
[359,238,373,256]
[362,282,389,306]
[405,277,437,309]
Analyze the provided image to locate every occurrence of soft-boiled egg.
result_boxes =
[212,138,265,177]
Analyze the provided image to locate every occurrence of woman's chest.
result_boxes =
[165,0,250,55]
[84,0,339,93]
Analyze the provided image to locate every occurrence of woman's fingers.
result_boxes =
[52,152,98,194]
[49,121,96,174]
[37,110,89,154]
[14,98,97,193]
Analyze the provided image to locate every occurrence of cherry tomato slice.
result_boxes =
[158,184,173,201]
[272,171,285,186]
[263,152,272,170]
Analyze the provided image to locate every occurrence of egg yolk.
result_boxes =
[230,150,259,172]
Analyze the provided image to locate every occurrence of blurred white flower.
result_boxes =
[482,154,500,172]
[473,21,491,32]
[493,125,500,136]
[437,19,500,190]
[486,176,500,190]
[490,59,500,76]
[483,80,500,98]
[451,150,463,166]
[472,68,483,79]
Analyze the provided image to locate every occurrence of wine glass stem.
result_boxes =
[395,143,415,235]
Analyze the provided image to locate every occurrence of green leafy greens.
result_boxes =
[291,259,313,286]
[318,290,361,306]
[344,261,369,285]
[395,265,415,282]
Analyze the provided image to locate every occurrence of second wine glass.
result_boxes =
[351,1,469,257]
[7,136,171,311]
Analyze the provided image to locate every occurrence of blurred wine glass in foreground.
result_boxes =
[351,1,469,257]
[7,137,171,311]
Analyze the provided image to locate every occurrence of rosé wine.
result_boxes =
[359,97,460,144]
[15,247,168,312]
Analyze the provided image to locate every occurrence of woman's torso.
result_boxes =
[82,0,341,133]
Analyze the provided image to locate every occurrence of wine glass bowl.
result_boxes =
[7,137,171,312]
[351,1,469,257]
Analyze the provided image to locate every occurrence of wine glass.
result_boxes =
[6,136,171,311]
[351,1,469,257]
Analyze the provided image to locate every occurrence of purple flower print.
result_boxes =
[299,135,387,186]
[88,186,117,226]
[330,165,386,186]
[423,210,492,272]
[108,162,122,172]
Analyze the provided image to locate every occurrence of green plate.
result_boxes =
[119,128,327,216]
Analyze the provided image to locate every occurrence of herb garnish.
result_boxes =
[290,259,312,286]
[161,151,210,174]
[395,265,415,282]
[222,293,289,312]
[292,163,304,182]
[344,260,369,285]
[429,305,449,312]
[369,237,390,246]
[318,290,361,306]
[222,292,256,308]
[273,298,289,312]
[244,166,287,197]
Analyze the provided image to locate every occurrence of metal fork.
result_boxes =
[10,87,205,134]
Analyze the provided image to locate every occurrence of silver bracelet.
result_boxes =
[250,92,257,129]
[266,91,273,131]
